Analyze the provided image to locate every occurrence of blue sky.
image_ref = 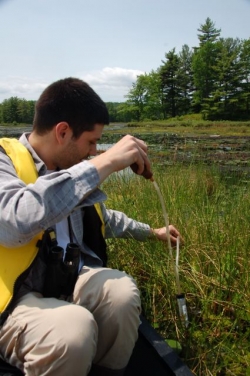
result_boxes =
[1,0,250,103]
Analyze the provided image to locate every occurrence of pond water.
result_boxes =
[97,143,113,151]
[0,126,32,138]
[1,126,250,180]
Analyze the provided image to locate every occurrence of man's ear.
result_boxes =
[54,122,72,144]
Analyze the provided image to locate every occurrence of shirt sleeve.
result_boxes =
[0,151,106,247]
[100,202,151,241]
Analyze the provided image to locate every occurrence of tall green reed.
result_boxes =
[102,162,250,375]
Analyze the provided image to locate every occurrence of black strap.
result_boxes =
[82,206,107,267]
[67,216,74,243]
[0,146,7,155]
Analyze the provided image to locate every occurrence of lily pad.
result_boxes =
[165,339,182,354]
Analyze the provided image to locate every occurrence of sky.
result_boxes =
[1,0,250,103]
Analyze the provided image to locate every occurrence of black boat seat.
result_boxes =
[0,358,23,375]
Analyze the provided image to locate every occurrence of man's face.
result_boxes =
[57,123,104,169]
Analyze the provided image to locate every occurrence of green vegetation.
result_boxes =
[106,117,250,137]
[102,162,250,376]
[0,96,35,124]
[0,117,249,374]
[124,18,250,122]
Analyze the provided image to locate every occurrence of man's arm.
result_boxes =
[0,134,153,246]
[149,226,181,246]
[102,205,151,241]
[89,135,152,183]
[100,204,181,246]
[0,152,104,246]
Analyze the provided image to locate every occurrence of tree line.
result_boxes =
[123,18,250,121]
[0,96,36,124]
[1,18,250,124]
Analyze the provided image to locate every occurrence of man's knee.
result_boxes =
[54,305,98,364]
[75,268,141,316]
[23,304,98,375]
[106,272,141,315]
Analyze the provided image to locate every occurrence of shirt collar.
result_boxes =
[19,132,47,176]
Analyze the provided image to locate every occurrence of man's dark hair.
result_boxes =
[33,77,109,138]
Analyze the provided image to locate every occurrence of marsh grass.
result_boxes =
[102,162,250,375]
[122,119,250,137]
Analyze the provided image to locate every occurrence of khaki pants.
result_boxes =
[0,266,141,376]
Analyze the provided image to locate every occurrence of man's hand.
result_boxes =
[89,135,152,183]
[150,225,182,247]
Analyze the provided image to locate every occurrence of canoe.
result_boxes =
[0,315,193,376]
[125,316,193,376]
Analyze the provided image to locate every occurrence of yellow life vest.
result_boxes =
[0,138,42,316]
[0,137,105,318]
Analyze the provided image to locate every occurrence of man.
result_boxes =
[0,78,180,376]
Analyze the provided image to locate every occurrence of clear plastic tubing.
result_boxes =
[150,177,189,327]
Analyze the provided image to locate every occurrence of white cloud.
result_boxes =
[0,67,145,103]
[80,67,145,102]
[0,76,47,102]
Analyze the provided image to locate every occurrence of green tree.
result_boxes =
[105,102,120,122]
[105,102,133,123]
[114,102,134,122]
[1,97,20,123]
[140,70,163,120]
[122,17,250,121]
[239,38,250,118]
[177,44,194,115]
[125,75,146,121]
[204,38,242,119]
[17,99,35,123]
[0,97,35,124]
[197,17,221,45]
[125,71,162,121]
[192,18,221,114]
[160,48,181,118]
